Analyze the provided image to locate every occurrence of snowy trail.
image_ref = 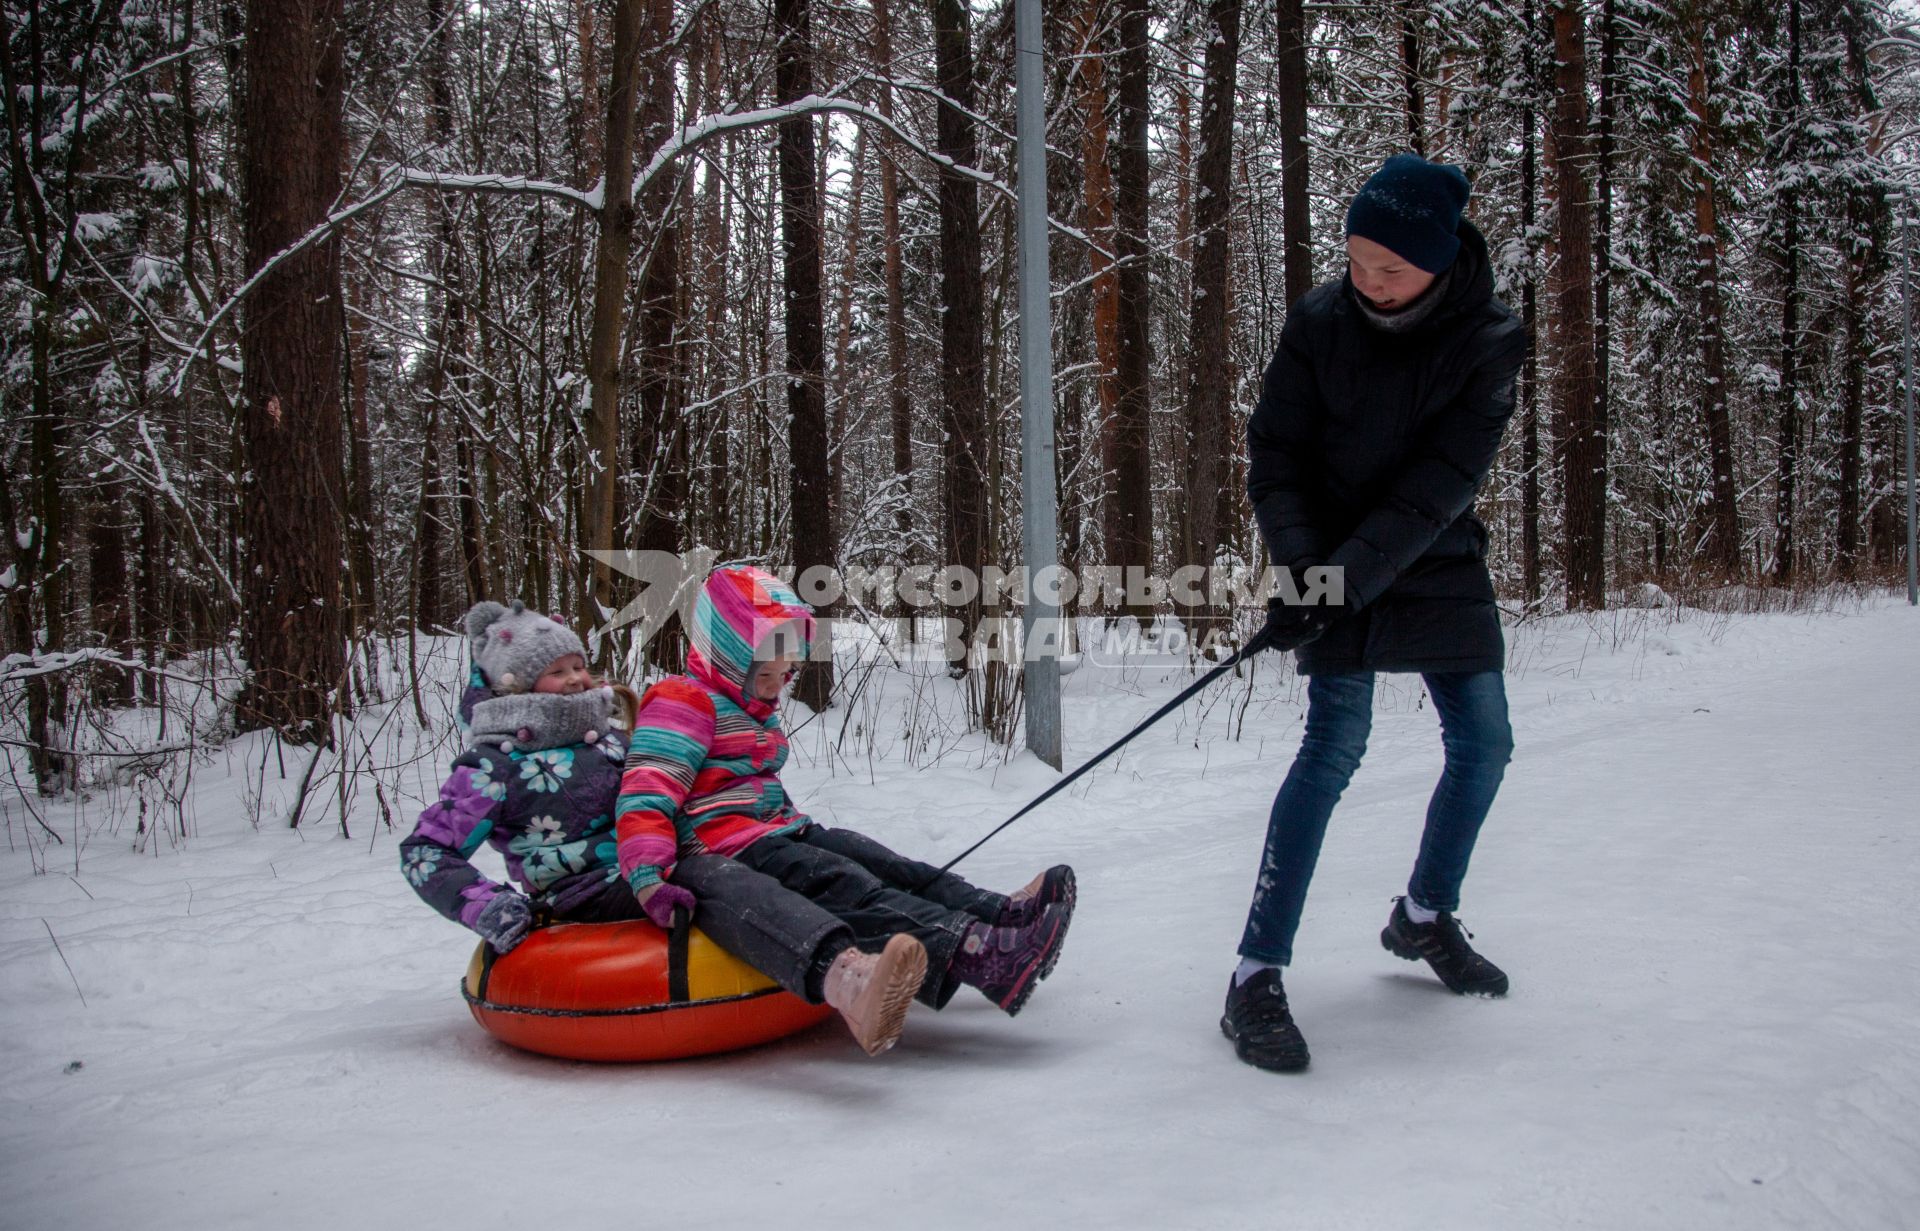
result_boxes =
[2,601,1916,1229]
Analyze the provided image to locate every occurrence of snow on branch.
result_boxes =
[89,38,238,108]
[390,169,601,211]
[0,647,190,686]
[630,92,1097,250]
[169,168,594,392]
[174,93,1096,393]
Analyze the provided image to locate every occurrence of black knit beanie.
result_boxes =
[1344,153,1471,274]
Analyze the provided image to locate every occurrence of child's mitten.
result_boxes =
[475,891,534,954]
[639,882,697,930]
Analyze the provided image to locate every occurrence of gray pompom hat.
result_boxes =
[464,600,586,694]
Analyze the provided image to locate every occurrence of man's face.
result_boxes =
[1347,234,1438,311]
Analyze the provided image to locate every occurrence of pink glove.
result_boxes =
[639,882,696,929]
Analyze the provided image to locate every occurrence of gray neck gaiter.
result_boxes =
[468,686,618,752]
[1350,264,1454,334]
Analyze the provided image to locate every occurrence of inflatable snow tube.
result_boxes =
[462,918,834,1062]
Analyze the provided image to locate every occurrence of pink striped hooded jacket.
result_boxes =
[612,565,815,893]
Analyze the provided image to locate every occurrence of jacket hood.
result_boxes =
[687,565,815,712]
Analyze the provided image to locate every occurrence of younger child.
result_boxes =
[401,600,929,1055]
[613,565,1077,1025]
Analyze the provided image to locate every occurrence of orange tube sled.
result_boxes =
[462,919,834,1062]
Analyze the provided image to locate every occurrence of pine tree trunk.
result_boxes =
[88,493,134,707]
[139,487,164,706]
[1182,0,1241,591]
[1772,0,1802,582]
[1402,0,1425,156]
[1275,0,1314,308]
[23,266,66,785]
[1173,39,1193,274]
[1214,274,1243,562]
[1774,220,1800,581]
[775,0,836,708]
[1076,0,1122,611]
[629,0,688,666]
[931,0,990,679]
[237,0,348,740]
[1837,196,1868,576]
[345,271,379,636]
[1836,6,1879,577]
[455,433,490,605]
[1047,0,1089,600]
[1687,15,1740,576]
[582,0,644,635]
[1594,0,1616,581]
[830,128,867,538]
[634,0,686,555]
[697,18,730,557]
[1869,394,1897,569]
[872,0,916,566]
[1110,0,1154,619]
[1521,0,1541,603]
[414,403,445,630]
[1,11,73,786]
[575,0,602,188]
[1549,0,1603,609]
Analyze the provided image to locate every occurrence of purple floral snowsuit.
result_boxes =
[399,686,630,931]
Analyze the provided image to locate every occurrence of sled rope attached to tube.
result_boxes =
[931,641,1260,879]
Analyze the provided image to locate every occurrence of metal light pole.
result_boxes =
[1903,212,1918,605]
[1015,0,1062,767]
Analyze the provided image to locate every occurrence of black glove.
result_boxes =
[1252,558,1352,654]
[1252,596,1337,654]
[474,891,534,954]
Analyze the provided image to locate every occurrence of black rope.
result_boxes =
[927,641,1260,882]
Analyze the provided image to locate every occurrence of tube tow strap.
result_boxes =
[928,642,1257,882]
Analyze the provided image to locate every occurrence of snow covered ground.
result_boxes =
[3,595,1916,1230]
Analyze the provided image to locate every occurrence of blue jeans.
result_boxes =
[1238,671,1513,966]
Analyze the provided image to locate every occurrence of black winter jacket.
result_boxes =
[1247,219,1526,675]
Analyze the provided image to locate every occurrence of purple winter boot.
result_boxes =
[949,903,1071,1016]
[995,864,1077,929]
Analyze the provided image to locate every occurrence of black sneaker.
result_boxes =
[1380,898,1509,996]
[1220,969,1311,1072]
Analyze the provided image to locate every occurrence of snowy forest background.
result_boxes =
[5,0,1920,802]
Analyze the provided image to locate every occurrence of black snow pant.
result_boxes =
[553,857,850,1004]
[732,833,982,1008]
[793,823,1008,925]
[552,826,1005,1008]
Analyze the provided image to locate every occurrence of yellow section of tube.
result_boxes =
[684,928,782,1001]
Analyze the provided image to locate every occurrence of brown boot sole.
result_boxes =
[849,934,928,1056]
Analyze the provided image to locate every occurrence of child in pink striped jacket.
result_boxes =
[610,565,1076,1049]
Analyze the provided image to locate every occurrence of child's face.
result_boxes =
[748,654,800,702]
[532,653,591,696]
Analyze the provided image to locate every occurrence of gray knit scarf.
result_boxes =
[468,686,619,753]
[1350,264,1454,334]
